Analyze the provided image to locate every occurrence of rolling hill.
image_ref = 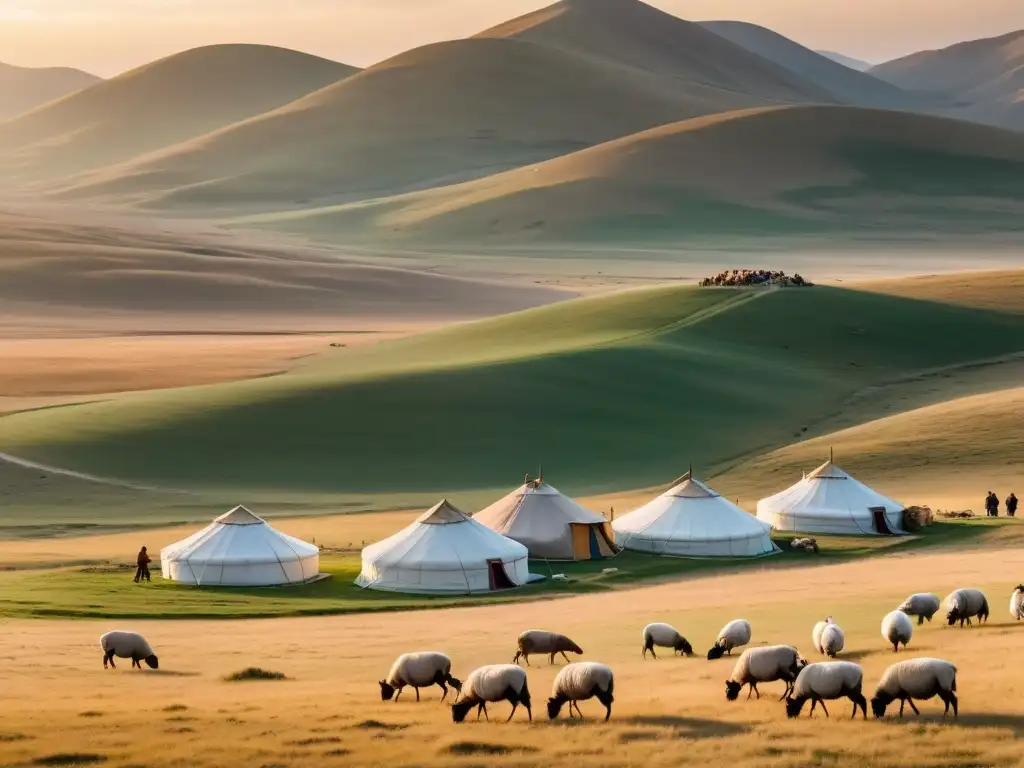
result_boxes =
[0,62,100,121]
[0,45,357,186]
[1,276,1022,507]
[242,105,1024,245]
[699,21,910,108]
[871,30,1024,130]
[817,51,873,72]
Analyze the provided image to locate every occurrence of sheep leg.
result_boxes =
[415,687,420,702]
[549,652,556,665]
[506,701,518,723]
[907,699,920,716]
[752,682,760,700]
[809,699,817,717]
[103,651,115,669]
[778,681,791,701]
[746,684,753,700]
[394,687,403,702]
[817,699,830,718]
[917,615,925,626]
[573,701,584,719]
[898,699,906,717]
[560,651,572,664]
[439,683,448,702]
[512,650,522,665]
[941,692,958,718]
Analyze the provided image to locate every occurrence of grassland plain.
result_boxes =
[2,277,1024,515]
[2,542,1024,768]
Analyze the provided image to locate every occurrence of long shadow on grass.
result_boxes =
[877,713,1024,737]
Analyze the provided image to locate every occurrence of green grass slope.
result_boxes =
[2,280,1023,507]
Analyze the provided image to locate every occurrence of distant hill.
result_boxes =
[817,51,872,72]
[0,62,100,121]
[699,21,910,109]
[244,105,1024,245]
[0,45,357,185]
[871,30,1024,130]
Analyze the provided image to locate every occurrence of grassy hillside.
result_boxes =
[0,62,99,121]
[243,105,1024,245]
[0,45,356,185]
[2,278,1023,509]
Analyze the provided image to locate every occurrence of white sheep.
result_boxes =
[641,623,693,659]
[547,662,615,721]
[379,652,461,702]
[785,661,866,719]
[707,619,752,660]
[819,624,845,658]
[512,630,584,666]
[451,664,531,723]
[871,658,958,718]
[1010,585,1024,620]
[724,645,806,701]
[99,630,158,670]
[944,588,989,627]
[897,593,941,625]
[811,617,834,653]
[881,610,913,652]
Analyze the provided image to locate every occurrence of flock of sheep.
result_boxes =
[99,585,1024,726]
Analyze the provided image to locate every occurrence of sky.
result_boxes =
[1,0,1022,76]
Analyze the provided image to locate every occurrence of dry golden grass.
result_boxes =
[2,545,1024,767]
[855,270,1024,312]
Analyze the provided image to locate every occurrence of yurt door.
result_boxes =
[570,524,592,560]
[871,507,894,535]
[487,559,516,590]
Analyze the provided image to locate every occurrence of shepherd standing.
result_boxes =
[134,546,152,583]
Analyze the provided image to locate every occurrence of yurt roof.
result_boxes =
[416,499,470,525]
[214,505,263,525]
[162,507,318,565]
[476,479,605,528]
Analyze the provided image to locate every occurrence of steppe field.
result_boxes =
[4,0,1024,765]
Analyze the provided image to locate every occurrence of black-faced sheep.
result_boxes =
[642,623,693,659]
[512,630,583,666]
[379,652,461,702]
[871,658,958,718]
[100,631,158,670]
[724,645,806,701]
[451,664,531,723]
[707,619,752,660]
[786,661,867,719]
[547,662,614,721]
[897,593,941,625]
[944,588,989,627]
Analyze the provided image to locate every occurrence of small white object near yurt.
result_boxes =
[613,472,778,558]
[356,499,530,594]
[161,506,320,586]
[756,455,905,536]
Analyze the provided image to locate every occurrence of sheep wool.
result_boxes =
[99,631,158,670]
[642,623,693,658]
[897,593,941,625]
[725,645,805,701]
[819,624,845,658]
[786,661,866,718]
[708,619,752,659]
[1010,586,1024,620]
[871,658,958,718]
[548,662,615,721]
[513,630,584,666]
[944,588,989,627]
[380,652,460,702]
[812,617,834,653]
[881,610,913,652]
[451,664,531,723]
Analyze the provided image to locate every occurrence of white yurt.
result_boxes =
[756,456,906,535]
[612,472,778,558]
[161,506,320,586]
[356,499,530,594]
[474,475,618,560]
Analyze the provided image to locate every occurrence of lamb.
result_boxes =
[99,630,158,670]
[871,658,958,718]
[642,623,693,659]
[811,617,834,653]
[451,664,531,723]
[547,662,614,721]
[512,630,583,666]
[724,645,806,701]
[818,624,845,658]
[897,593,941,625]
[944,588,989,627]
[707,619,752,660]
[881,610,913,652]
[379,652,462,703]
[1010,585,1024,620]
[785,661,866,719]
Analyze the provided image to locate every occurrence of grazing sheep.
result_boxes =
[812,617,834,653]
[871,658,958,718]
[881,610,913,652]
[785,662,866,719]
[724,645,806,702]
[707,619,752,660]
[100,631,158,670]
[379,652,461,703]
[451,664,531,723]
[819,623,845,658]
[512,630,583,666]
[897,593,942,625]
[642,623,693,659]
[1010,585,1024,620]
[944,588,989,627]
[547,662,614,721]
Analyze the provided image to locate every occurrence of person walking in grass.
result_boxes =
[985,491,998,517]
[134,546,152,583]
[1008,493,1018,518]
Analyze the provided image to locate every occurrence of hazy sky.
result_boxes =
[2,0,1022,76]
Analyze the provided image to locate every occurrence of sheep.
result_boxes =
[451,664,531,723]
[819,624,845,658]
[785,662,867,719]
[897,593,942,625]
[641,623,693,659]
[379,652,462,703]
[547,662,614,721]
[99,630,158,670]
[724,645,806,702]
[871,658,958,718]
[881,610,913,652]
[1010,585,1024,620]
[944,588,989,627]
[512,630,583,666]
[707,619,752,660]
[812,617,834,653]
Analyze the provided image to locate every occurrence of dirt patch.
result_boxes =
[444,742,538,756]
[33,755,107,766]
[353,720,407,732]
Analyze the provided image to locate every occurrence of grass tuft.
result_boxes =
[223,667,288,682]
